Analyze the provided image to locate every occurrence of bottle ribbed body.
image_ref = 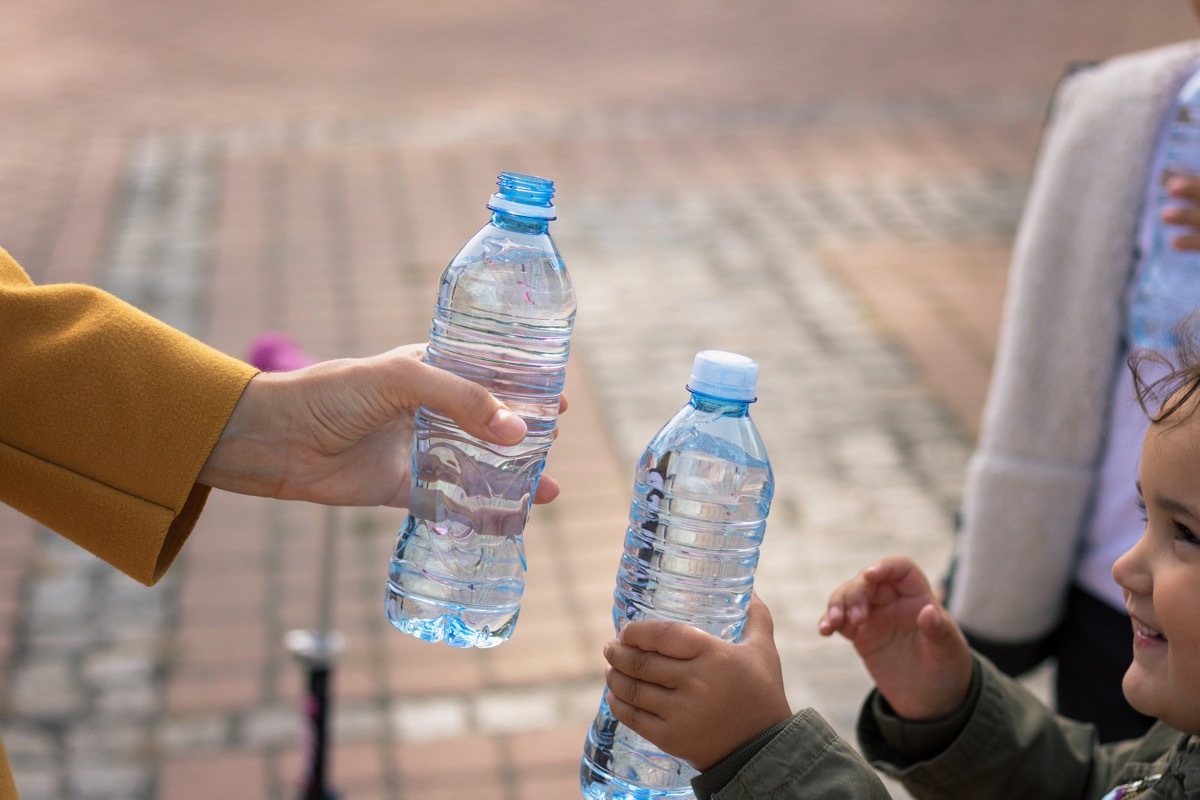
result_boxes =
[582,380,773,798]
[385,173,575,648]
[1130,68,1200,352]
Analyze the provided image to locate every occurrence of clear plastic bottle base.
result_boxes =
[580,693,697,799]
[384,584,518,649]
[580,771,696,800]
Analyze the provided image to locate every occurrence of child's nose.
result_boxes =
[1112,531,1152,594]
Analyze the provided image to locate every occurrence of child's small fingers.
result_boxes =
[843,580,876,618]
[868,556,940,605]
[861,563,890,584]
[821,580,861,630]
[817,603,844,636]
[604,666,674,719]
[605,690,666,744]
[604,640,681,689]
[833,571,873,602]
[863,556,906,580]
[824,573,876,627]
[825,558,906,629]
[620,619,709,661]
[822,602,872,642]
[863,556,924,587]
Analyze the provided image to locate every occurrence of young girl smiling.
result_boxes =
[602,345,1200,798]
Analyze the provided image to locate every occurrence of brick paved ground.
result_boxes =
[1,3,1197,799]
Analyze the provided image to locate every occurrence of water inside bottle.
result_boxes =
[384,404,543,649]
[385,234,573,648]
[580,694,698,800]
[614,431,771,642]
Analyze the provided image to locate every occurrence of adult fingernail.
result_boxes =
[487,407,526,441]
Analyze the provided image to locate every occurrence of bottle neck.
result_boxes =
[690,392,752,416]
[491,209,550,235]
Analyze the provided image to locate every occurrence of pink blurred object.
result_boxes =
[248,330,339,800]
[246,332,318,372]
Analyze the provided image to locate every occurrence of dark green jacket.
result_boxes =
[695,657,1199,799]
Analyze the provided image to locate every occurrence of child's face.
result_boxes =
[1113,395,1200,733]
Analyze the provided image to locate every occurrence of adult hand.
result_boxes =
[602,594,793,772]
[818,556,972,721]
[198,343,566,507]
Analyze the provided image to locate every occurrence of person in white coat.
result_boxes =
[946,31,1200,741]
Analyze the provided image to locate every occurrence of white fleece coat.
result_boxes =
[948,41,1200,642]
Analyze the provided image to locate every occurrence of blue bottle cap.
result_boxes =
[687,350,759,402]
[488,172,556,220]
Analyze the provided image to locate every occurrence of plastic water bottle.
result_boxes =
[1129,67,1200,352]
[384,172,576,648]
[580,351,774,799]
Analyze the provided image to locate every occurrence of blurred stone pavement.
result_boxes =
[0,3,1195,798]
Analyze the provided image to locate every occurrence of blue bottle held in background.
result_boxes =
[1129,66,1200,352]
[384,172,576,648]
[581,351,774,799]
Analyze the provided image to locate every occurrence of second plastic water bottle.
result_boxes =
[384,172,576,648]
[581,351,774,799]
[1129,66,1200,352]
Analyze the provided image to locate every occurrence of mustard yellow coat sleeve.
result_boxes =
[0,248,258,797]
[0,248,260,796]
[0,738,14,800]
[0,247,258,585]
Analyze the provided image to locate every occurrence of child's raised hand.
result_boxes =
[1162,175,1200,251]
[818,556,972,721]
[602,593,793,772]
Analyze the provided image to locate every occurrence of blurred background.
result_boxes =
[0,2,1196,799]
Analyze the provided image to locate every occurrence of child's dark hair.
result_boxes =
[1132,312,1200,425]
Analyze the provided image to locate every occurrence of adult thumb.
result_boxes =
[404,358,528,446]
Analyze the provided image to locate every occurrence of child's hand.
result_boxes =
[602,593,793,772]
[1162,175,1200,251]
[818,556,972,721]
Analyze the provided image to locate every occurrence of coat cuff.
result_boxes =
[858,657,983,766]
[692,718,793,799]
